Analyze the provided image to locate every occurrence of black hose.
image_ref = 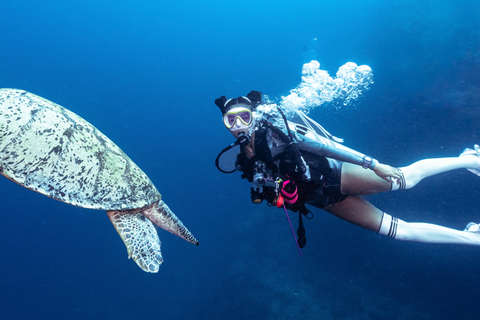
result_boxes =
[214,133,250,174]
[275,106,310,179]
[215,141,239,174]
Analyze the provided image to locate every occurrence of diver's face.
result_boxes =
[223,106,252,138]
[228,120,250,138]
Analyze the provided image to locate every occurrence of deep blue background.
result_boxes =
[1,1,480,319]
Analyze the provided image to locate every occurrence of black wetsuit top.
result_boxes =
[236,124,348,213]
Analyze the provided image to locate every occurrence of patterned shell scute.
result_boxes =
[0,88,161,210]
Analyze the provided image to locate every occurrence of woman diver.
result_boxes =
[215,90,480,249]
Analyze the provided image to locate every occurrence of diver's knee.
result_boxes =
[387,168,406,191]
[398,160,435,189]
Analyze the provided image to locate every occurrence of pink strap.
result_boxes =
[281,180,298,203]
[284,194,298,204]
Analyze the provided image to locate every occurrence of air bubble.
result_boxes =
[255,60,373,123]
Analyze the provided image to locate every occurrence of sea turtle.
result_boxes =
[0,88,198,273]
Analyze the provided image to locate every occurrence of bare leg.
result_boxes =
[340,163,391,195]
[324,195,384,232]
[331,154,480,245]
[324,195,480,246]
[399,156,479,189]
[379,213,480,245]
[341,155,480,195]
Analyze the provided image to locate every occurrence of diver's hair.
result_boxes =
[215,90,262,115]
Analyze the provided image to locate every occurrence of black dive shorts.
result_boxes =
[323,158,348,205]
[306,157,348,208]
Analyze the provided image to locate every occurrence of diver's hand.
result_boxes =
[373,163,402,184]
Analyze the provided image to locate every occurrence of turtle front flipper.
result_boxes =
[143,200,199,246]
[107,210,163,273]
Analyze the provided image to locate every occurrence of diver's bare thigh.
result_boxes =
[340,162,392,195]
[324,195,384,232]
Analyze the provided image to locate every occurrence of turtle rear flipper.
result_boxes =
[107,210,163,273]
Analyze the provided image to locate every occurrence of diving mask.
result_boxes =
[223,107,252,129]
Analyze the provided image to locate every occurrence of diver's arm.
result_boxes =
[296,137,401,182]
[297,139,378,169]
[277,123,401,181]
[276,122,375,168]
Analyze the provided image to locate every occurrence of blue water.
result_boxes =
[1,1,480,319]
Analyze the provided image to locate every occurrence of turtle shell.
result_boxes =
[0,88,161,210]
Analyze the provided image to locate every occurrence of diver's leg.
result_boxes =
[379,213,480,245]
[325,196,480,245]
[341,155,480,195]
[340,163,391,195]
[324,195,384,232]
[398,156,479,189]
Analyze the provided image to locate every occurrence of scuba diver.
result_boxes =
[215,90,480,250]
